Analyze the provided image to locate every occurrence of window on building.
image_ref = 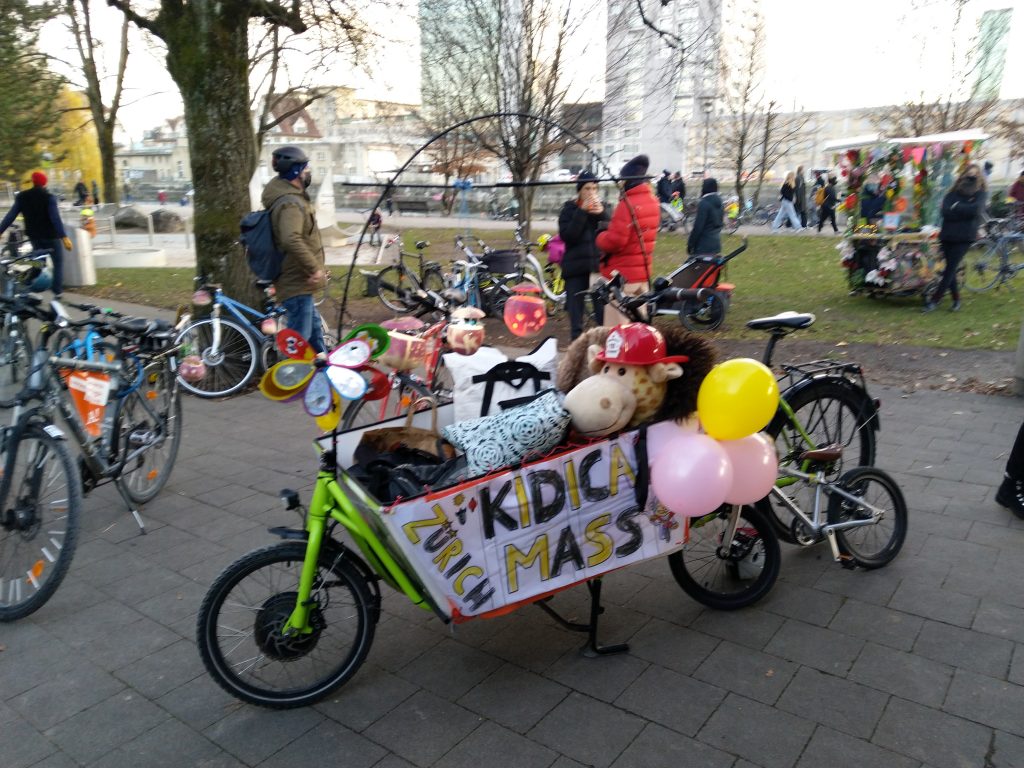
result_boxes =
[177,161,184,179]
[316,152,325,161]
[294,118,307,134]
[623,127,640,139]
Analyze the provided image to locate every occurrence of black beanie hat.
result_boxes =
[576,169,598,191]
[701,177,718,195]
[620,154,650,190]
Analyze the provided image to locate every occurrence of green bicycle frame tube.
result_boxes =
[775,398,818,489]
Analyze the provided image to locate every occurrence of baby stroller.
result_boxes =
[659,201,685,232]
[655,240,747,331]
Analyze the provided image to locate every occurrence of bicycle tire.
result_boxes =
[174,318,258,398]
[115,362,182,504]
[764,379,877,544]
[421,267,446,296]
[376,265,420,313]
[962,240,1001,292]
[0,424,82,621]
[341,376,435,431]
[827,466,907,569]
[679,293,727,331]
[667,503,780,610]
[0,314,32,408]
[196,542,375,708]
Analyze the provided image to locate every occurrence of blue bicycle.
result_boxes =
[174,278,336,398]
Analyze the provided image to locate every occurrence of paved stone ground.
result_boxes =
[3,324,1024,766]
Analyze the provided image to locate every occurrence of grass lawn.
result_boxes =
[85,230,1022,352]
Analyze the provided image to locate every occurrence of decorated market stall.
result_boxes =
[824,130,989,297]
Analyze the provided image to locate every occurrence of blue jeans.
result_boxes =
[281,294,325,354]
[771,200,802,231]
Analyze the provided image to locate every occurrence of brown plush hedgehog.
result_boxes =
[557,321,716,436]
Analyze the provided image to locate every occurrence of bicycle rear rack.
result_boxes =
[779,359,865,386]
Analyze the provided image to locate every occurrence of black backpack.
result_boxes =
[239,194,303,281]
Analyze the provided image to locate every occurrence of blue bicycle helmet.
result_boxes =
[21,266,52,293]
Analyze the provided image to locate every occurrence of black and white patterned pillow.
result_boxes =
[442,389,570,475]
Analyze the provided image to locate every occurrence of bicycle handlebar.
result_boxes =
[586,274,715,323]
[49,355,123,374]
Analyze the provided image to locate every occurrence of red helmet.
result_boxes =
[594,323,689,366]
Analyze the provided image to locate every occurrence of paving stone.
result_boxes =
[992,729,1024,768]
[917,534,1000,568]
[370,756,418,768]
[943,668,1024,738]
[813,566,901,606]
[973,600,1024,644]
[764,619,865,675]
[363,690,483,767]
[315,664,418,732]
[203,703,323,765]
[432,720,555,768]
[608,722,735,768]
[479,614,585,674]
[888,580,980,628]
[761,582,844,627]
[795,724,921,768]
[0,626,78,698]
[527,692,645,768]
[42,690,167,765]
[689,607,785,651]
[0,713,57,768]
[776,667,888,739]
[396,637,503,701]
[614,665,724,737]
[1012,645,1024,686]
[828,598,923,651]
[848,642,953,708]
[913,620,1014,679]
[697,693,814,768]
[365,616,444,672]
[257,719,386,768]
[7,661,125,731]
[21,750,79,768]
[90,717,244,768]
[627,618,720,676]
[99,564,191,605]
[113,637,206,699]
[155,673,244,731]
[872,696,992,768]
[545,642,651,703]
[133,580,208,628]
[692,641,797,706]
[456,663,569,734]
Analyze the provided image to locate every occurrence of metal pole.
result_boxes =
[703,110,711,176]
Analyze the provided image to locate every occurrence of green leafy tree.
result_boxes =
[106,0,365,304]
[0,1,65,183]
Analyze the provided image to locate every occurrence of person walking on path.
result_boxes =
[596,154,660,326]
[368,207,383,246]
[656,170,673,204]
[671,171,686,201]
[558,170,610,340]
[794,165,808,227]
[771,172,803,231]
[923,164,987,313]
[997,421,1024,518]
[262,145,327,353]
[0,171,72,294]
[91,180,100,206]
[817,175,839,234]
[687,177,723,257]
[73,179,88,206]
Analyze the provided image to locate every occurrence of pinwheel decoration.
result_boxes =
[259,325,390,431]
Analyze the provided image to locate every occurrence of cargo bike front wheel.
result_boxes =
[197,542,376,709]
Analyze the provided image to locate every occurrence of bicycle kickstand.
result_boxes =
[114,479,147,535]
[534,577,629,657]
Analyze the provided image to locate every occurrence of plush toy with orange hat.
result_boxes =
[559,321,716,437]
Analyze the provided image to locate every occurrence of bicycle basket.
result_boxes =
[483,249,519,274]
[668,257,721,290]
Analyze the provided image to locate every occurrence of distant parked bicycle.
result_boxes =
[373,236,446,314]
[962,232,1024,292]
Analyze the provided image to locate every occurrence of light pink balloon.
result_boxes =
[651,434,733,518]
[721,432,779,505]
[646,418,699,466]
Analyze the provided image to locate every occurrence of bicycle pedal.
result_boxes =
[838,554,857,570]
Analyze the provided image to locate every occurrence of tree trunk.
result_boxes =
[162,2,259,306]
[97,123,117,204]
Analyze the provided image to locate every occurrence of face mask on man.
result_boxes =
[301,167,313,189]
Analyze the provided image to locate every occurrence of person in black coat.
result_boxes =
[817,176,839,233]
[687,177,723,256]
[656,170,673,204]
[671,172,686,201]
[859,177,886,223]
[0,171,72,294]
[558,170,610,339]
[794,165,807,227]
[924,164,987,312]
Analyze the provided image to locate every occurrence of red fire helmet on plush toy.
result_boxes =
[594,323,689,366]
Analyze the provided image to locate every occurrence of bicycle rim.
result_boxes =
[829,467,907,569]
[116,364,182,504]
[962,241,1001,292]
[376,266,419,313]
[175,318,258,398]
[667,504,780,610]
[197,542,374,708]
[765,380,876,544]
[0,425,82,621]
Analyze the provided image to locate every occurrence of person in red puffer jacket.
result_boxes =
[596,154,659,325]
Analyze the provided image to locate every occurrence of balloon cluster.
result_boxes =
[648,358,780,519]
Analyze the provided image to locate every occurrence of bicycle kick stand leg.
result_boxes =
[114,480,147,535]
[534,578,629,657]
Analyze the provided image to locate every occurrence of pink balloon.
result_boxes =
[646,418,699,466]
[651,434,733,518]
[721,432,779,505]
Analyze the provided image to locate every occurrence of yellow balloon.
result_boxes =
[697,358,780,440]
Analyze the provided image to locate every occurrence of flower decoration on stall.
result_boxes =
[503,283,547,338]
[258,326,389,431]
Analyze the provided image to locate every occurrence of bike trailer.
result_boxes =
[668,256,731,296]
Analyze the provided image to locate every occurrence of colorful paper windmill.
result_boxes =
[258,326,390,431]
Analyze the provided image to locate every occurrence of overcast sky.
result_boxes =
[40,0,1024,142]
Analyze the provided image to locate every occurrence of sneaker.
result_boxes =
[921,302,937,313]
[951,300,961,312]
[996,476,1024,519]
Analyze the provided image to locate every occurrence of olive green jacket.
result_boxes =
[261,177,324,302]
